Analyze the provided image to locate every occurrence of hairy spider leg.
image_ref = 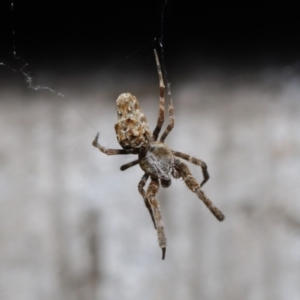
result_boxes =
[146,177,167,260]
[172,150,210,187]
[92,133,134,155]
[120,159,139,171]
[160,83,175,143]
[138,173,156,229]
[152,49,166,141]
[174,158,225,221]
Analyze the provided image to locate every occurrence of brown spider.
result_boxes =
[92,49,225,260]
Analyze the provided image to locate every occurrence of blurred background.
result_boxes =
[1,1,300,300]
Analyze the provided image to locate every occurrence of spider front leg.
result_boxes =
[172,150,209,187]
[146,177,167,260]
[174,158,225,221]
[92,133,133,155]
[138,173,156,229]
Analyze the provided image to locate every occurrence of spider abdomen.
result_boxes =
[115,93,151,150]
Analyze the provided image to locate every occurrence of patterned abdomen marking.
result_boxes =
[115,93,151,151]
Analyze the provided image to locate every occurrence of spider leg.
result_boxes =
[174,158,225,221]
[172,150,209,187]
[152,49,165,141]
[146,177,167,260]
[92,133,133,155]
[120,159,139,171]
[138,173,156,229]
[160,83,174,143]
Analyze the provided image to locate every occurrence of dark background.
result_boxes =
[1,1,300,70]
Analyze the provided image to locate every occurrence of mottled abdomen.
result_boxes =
[115,93,151,151]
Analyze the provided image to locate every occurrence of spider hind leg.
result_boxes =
[152,49,166,141]
[160,83,175,143]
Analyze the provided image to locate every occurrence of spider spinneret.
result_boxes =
[92,49,225,260]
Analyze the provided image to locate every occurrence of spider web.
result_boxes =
[1,1,65,96]
[0,0,171,133]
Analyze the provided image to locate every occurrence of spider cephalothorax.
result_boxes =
[92,49,225,260]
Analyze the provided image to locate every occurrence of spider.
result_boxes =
[92,49,225,260]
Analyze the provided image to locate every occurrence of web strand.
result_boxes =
[1,1,170,134]
[10,1,19,59]
[158,0,169,87]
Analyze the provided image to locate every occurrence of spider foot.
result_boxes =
[162,247,166,260]
[92,132,100,147]
[214,208,225,222]
[196,189,225,221]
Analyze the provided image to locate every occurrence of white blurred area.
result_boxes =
[1,65,300,300]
